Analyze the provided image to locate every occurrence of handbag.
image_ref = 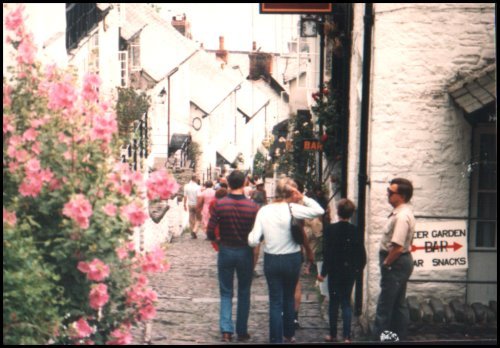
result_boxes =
[288,203,304,245]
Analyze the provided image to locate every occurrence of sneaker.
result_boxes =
[284,336,296,344]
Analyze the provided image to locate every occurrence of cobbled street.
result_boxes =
[132,230,364,345]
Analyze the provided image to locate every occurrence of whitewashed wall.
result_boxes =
[348,3,496,327]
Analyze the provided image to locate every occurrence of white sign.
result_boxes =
[411,220,468,271]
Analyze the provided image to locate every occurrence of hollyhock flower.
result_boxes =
[116,241,135,260]
[69,317,94,339]
[5,5,24,30]
[102,203,117,217]
[78,258,110,282]
[48,80,77,111]
[17,37,37,65]
[22,128,39,142]
[18,175,43,197]
[3,207,17,227]
[140,247,170,273]
[25,158,41,173]
[3,114,15,134]
[82,74,101,102]
[63,194,93,229]
[3,85,12,108]
[106,324,132,345]
[120,202,147,227]
[89,283,109,310]
[146,170,179,201]
[90,113,117,144]
[139,304,156,321]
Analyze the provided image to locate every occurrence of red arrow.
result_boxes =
[451,242,462,251]
[410,244,425,252]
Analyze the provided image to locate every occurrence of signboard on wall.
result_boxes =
[302,139,323,151]
[260,3,333,14]
[411,220,468,271]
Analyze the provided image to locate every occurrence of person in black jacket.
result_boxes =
[317,199,366,343]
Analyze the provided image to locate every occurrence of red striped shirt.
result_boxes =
[207,194,259,248]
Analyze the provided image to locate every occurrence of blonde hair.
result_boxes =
[274,177,297,201]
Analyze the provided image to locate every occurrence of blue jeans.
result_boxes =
[217,245,253,335]
[328,275,355,339]
[264,252,302,343]
[374,252,414,340]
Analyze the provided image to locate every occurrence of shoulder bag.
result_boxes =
[288,203,304,245]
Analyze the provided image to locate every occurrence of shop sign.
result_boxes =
[302,139,323,151]
[411,220,468,271]
[260,3,333,14]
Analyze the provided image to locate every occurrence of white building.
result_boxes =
[342,3,496,331]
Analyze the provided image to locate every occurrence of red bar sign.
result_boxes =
[303,139,323,151]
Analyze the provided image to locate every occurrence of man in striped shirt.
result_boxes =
[207,170,259,343]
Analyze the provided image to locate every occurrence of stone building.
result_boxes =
[342,3,496,331]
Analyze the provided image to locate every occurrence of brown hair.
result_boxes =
[274,177,297,201]
[337,198,355,219]
[390,178,413,202]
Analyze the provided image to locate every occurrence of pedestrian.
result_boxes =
[248,177,324,344]
[373,178,415,341]
[196,180,216,238]
[207,170,259,343]
[250,178,267,276]
[208,185,228,251]
[318,198,366,343]
[183,174,201,239]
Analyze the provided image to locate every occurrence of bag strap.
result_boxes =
[288,203,294,222]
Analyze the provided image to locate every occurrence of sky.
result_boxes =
[159,3,299,53]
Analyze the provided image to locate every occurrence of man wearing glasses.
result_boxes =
[374,178,415,341]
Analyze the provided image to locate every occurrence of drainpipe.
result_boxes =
[167,67,179,154]
[355,3,374,316]
[318,15,325,184]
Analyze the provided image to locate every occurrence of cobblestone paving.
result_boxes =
[131,231,365,345]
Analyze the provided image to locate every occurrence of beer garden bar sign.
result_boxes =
[411,220,468,271]
[259,3,333,14]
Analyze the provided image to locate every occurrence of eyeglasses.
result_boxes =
[387,188,399,196]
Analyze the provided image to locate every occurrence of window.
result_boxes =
[129,39,141,72]
[66,3,100,51]
[470,126,497,249]
[118,51,128,87]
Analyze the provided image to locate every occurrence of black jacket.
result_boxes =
[321,221,366,281]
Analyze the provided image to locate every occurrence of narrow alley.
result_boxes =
[131,230,364,345]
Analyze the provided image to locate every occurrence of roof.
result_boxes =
[236,81,270,120]
[120,4,198,82]
[188,50,242,114]
[448,65,496,115]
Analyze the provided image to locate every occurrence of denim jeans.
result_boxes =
[374,252,414,340]
[217,245,253,335]
[263,252,302,343]
[327,275,355,339]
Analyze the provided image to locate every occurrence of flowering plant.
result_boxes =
[3,5,178,345]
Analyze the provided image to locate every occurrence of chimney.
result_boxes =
[215,35,228,64]
[171,14,192,39]
[248,42,272,80]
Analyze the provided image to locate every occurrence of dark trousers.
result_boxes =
[328,275,355,339]
[373,252,414,340]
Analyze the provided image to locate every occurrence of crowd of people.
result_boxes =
[183,170,415,344]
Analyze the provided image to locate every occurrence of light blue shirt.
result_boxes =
[248,196,324,255]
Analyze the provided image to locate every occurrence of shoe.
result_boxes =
[344,338,352,343]
[221,332,232,342]
[237,333,251,342]
[191,232,197,239]
[324,335,337,342]
[284,336,296,344]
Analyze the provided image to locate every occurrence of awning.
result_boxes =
[169,133,190,153]
[448,65,496,116]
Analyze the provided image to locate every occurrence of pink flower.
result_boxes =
[139,304,156,321]
[18,175,43,198]
[63,194,93,229]
[146,170,179,201]
[48,81,77,111]
[78,258,110,282]
[120,202,147,227]
[5,5,24,30]
[3,114,14,134]
[116,242,135,260]
[3,85,12,108]
[17,37,37,65]
[102,203,117,217]
[70,317,94,339]
[89,283,109,310]
[91,113,117,144]
[3,207,17,227]
[140,247,170,273]
[25,158,41,173]
[22,128,39,142]
[82,74,101,102]
[106,324,132,345]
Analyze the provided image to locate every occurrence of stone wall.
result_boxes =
[348,3,496,329]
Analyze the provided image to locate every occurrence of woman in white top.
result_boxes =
[248,177,324,343]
